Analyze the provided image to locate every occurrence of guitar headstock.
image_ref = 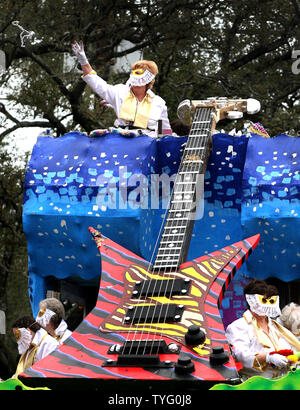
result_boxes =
[177,97,261,126]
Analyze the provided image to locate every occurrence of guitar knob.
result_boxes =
[247,98,261,114]
[185,325,206,346]
[209,346,229,366]
[174,355,195,374]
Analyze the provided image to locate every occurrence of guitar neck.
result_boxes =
[153,107,215,271]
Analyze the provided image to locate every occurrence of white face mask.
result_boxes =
[36,308,56,327]
[15,328,32,355]
[246,294,281,318]
[128,68,155,87]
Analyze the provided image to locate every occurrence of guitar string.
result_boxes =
[139,107,207,355]
[124,182,171,356]
[143,107,213,355]
[144,108,203,354]
[130,153,180,355]
[146,107,213,355]
[123,140,181,355]
[123,123,193,356]
[123,107,213,356]
[121,110,201,354]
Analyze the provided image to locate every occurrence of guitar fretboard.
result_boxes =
[153,107,214,271]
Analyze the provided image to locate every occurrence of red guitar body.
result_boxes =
[20,229,259,391]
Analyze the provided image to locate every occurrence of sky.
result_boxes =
[13,127,41,152]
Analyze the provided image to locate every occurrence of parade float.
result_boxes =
[5,98,300,390]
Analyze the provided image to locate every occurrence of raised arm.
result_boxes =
[71,40,93,76]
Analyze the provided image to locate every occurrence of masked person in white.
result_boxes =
[36,298,72,344]
[225,279,300,380]
[12,315,59,378]
[71,40,171,136]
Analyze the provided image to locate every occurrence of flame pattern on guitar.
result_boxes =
[96,227,240,357]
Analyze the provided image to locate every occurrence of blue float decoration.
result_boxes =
[23,131,300,324]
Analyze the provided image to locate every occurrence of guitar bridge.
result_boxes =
[103,354,174,368]
[107,339,180,355]
[104,340,181,368]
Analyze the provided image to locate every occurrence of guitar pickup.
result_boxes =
[124,304,184,324]
[132,278,191,298]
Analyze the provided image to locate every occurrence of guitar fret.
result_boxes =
[157,246,182,250]
[162,234,185,239]
[173,191,194,195]
[160,237,185,242]
[178,170,200,174]
[171,199,193,204]
[184,147,205,151]
[155,255,181,260]
[182,160,204,164]
[153,265,179,269]
[166,223,189,229]
[192,120,211,124]
[158,242,184,247]
[168,213,192,218]
[155,250,181,255]
[188,134,209,137]
[167,208,189,212]
[176,181,196,185]
[176,173,198,177]
[163,225,186,230]
[165,213,190,218]
[153,266,179,270]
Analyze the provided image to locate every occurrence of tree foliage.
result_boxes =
[0,145,27,311]
[0,144,30,378]
[0,0,299,139]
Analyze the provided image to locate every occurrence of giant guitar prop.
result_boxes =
[20,97,261,391]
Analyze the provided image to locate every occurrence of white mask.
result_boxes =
[128,68,155,87]
[246,293,281,318]
[15,328,32,355]
[36,308,56,327]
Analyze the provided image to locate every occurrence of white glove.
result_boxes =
[72,40,89,66]
[266,353,288,368]
[100,99,113,109]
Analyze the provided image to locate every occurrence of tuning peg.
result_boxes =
[247,98,261,114]
[177,99,192,126]
[227,111,243,120]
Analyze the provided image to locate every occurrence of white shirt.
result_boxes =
[226,310,294,379]
[82,73,171,133]
[30,328,59,364]
[55,320,72,344]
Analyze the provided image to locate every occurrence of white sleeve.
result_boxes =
[36,337,59,362]
[82,73,124,108]
[225,320,257,370]
[161,103,171,131]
